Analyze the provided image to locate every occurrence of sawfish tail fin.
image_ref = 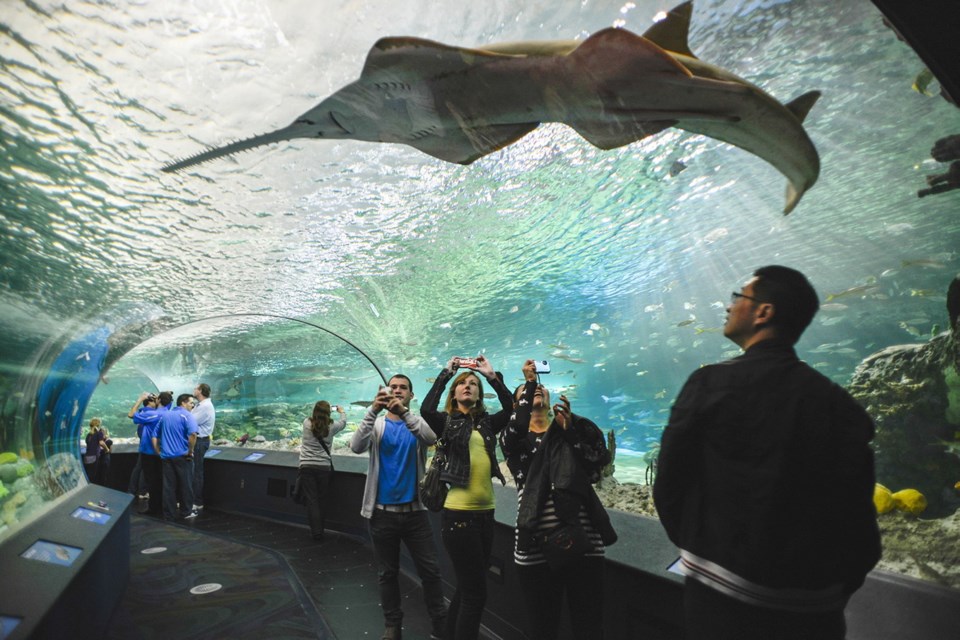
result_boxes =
[161,126,305,173]
[782,90,822,214]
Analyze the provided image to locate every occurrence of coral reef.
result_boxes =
[849,329,960,516]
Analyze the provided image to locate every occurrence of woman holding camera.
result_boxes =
[500,360,617,640]
[420,355,514,640]
[299,400,346,540]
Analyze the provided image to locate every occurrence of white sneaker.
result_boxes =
[138,493,149,500]
[193,504,204,510]
[183,509,199,519]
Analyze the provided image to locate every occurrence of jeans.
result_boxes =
[192,436,210,506]
[684,577,847,640]
[441,509,494,640]
[516,557,605,640]
[300,465,332,538]
[369,509,447,633]
[161,456,194,521]
[141,454,163,515]
[127,453,149,495]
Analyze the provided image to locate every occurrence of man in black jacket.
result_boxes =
[653,265,881,640]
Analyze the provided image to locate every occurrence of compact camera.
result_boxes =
[457,357,480,370]
[534,360,551,374]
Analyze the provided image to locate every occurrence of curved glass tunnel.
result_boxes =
[1,0,959,593]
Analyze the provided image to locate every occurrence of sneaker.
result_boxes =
[193,504,204,510]
[183,509,199,520]
[381,626,401,640]
[138,493,149,500]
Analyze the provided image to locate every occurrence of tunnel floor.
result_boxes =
[104,508,443,639]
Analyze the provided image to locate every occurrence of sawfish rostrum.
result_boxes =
[163,2,821,214]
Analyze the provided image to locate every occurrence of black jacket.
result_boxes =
[654,339,881,609]
[501,381,617,546]
[421,367,513,488]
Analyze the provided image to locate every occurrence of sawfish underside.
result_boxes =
[162,2,821,214]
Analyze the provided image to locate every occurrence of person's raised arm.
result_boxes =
[420,358,457,435]
[350,388,389,453]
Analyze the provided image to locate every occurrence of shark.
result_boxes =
[162,1,821,214]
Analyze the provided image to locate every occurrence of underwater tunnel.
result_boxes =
[2,0,960,638]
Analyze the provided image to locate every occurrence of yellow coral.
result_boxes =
[873,484,895,514]
[891,488,927,515]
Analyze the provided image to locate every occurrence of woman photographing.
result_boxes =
[500,359,617,640]
[420,355,514,640]
[299,400,346,540]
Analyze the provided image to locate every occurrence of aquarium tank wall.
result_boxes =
[2,0,959,588]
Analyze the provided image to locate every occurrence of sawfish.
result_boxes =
[162,2,821,214]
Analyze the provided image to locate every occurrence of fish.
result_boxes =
[824,284,880,302]
[162,1,820,214]
[350,400,374,407]
[901,259,947,269]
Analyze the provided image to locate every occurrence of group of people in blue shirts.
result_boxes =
[127,388,210,521]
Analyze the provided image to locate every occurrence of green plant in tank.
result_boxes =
[644,443,660,485]
[0,480,8,500]
[16,461,34,477]
[599,429,616,487]
[0,452,17,465]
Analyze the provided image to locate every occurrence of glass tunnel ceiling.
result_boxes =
[2,0,960,475]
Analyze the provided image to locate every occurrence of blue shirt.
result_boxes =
[132,407,161,456]
[156,406,198,459]
[376,418,418,505]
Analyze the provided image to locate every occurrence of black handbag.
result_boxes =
[539,523,593,572]
[419,454,448,512]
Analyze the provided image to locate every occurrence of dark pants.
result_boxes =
[127,453,148,495]
[161,456,194,521]
[369,508,447,634]
[141,454,163,515]
[516,556,605,640]
[192,436,210,506]
[441,509,495,640]
[300,465,332,538]
[684,578,847,640]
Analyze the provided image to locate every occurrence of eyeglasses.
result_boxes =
[731,291,763,304]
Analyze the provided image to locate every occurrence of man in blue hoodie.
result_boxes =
[153,393,199,521]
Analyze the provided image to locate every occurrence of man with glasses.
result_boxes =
[654,266,881,640]
[350,375,447,640]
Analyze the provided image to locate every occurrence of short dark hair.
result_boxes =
[158,391,174,407]
[196,383,211,399]
[388,374,413,394]
[752,265,819,344]
[176,393,193,408]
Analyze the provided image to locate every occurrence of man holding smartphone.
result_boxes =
[350,375,447,640]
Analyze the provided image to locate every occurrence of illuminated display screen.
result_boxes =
[243,452,265,462]
[20,540,82,567]
[205,449,221,457]
[71,506,111,525]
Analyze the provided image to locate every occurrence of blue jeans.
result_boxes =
[161,456,194,520]
[441,509,494,640]
[192,436,210,506]
[368,508,447,633]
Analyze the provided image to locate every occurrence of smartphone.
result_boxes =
[534,360,551,374]
[458,357,480,370]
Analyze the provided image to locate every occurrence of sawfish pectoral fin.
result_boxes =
[406,120,540,164]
